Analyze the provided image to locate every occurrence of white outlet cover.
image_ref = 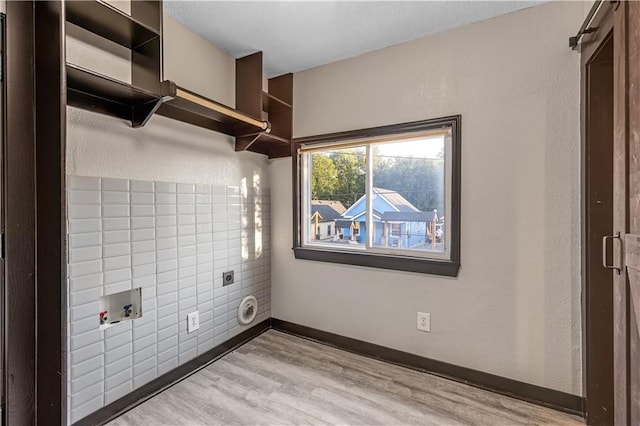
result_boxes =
[187,311,200,333]
[417,312,431,332]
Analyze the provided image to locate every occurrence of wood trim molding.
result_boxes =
[4,3,37,423]
[271,319,586,417]
[35,1,67,423]
[581,25,615,426]
[3,3,67,423]
[293,247,460,276]
[73,319,271,426]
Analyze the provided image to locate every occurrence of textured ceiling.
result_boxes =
[164,1,544,78]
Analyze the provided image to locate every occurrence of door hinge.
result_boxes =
[0,232,5,259]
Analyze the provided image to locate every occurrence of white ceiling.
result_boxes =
[164,1,544,78]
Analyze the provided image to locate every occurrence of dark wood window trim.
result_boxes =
[292,115,461,277]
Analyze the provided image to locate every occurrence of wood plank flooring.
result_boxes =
[108,330,584,426]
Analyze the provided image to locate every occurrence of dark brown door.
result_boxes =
[613,1,640,424]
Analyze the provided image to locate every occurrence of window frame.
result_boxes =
[292,115,461,277]
[391,223,402,238]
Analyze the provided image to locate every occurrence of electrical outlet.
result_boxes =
[417,312,431,332]
[222,271,234,286]
[187,311,199,333]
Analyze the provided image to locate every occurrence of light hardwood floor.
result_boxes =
[108,330,584,426]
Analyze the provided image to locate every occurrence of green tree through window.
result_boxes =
[310,148,443,212]
[310,153,338,199]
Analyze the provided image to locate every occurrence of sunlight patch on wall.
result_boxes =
[254,172,263,259]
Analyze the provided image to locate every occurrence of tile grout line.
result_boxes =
[128,179,133,397]
[101,178,106,413]
[153,182,159,390]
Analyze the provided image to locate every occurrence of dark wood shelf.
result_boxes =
[157,81,269,138]
[262,91,292,112]
[260,132,291,144]
[67,64,157,104]
[66,63,163,127]
[235,53,293,158]
[236,132,292,158]
[65,16,289,156]
[66,67,269,136]
[66,0,160,50]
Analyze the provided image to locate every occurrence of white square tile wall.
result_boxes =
[67,176,271,424]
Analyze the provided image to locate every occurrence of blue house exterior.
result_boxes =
[337,188,439,248]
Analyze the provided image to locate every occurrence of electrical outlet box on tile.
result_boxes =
[222,270,234,286]
[187,311,199,333]
[99,288,142,329]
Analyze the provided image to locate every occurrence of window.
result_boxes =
[293,115,461,276]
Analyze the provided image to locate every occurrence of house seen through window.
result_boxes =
[294,116,461,276]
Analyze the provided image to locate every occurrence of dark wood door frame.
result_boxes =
[582,30,614,426]
[4,1,66,424]
[35,1,67,423]
[580,2,615,424]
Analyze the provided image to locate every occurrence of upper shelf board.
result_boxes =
[262,91,292,112]
[66,0,160,50]
[67,63,158,106]
[66,63,163,127]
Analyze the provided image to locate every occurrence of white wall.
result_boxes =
[163,15,235,105]
[67,109,268,186]
[271,1,583,395]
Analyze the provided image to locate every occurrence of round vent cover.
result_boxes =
[237,295,258,325]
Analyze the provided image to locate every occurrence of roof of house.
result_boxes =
[342,187,420,218]
[380,211,438,222]
[311,200,347,221]
[373,187,420,213]
[351,209,382,221]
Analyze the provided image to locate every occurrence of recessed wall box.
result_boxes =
[223,271,234,286]
[98,288,142,329]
